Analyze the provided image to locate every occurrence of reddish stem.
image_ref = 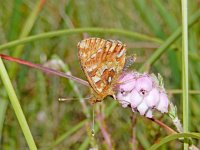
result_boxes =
[0,54,89,87]
[38,0,46,12]
[0,54,177,137]
[148,117,177,134]
[97,112,113,150]
[131,114,138,150]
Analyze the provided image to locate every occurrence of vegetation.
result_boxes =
[0,0,200,149]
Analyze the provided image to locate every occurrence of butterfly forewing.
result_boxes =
[78,38,126,103]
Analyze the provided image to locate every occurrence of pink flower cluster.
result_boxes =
[116,72,169,118]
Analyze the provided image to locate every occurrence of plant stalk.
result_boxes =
[181,0,189,149]
[0,58,37,150]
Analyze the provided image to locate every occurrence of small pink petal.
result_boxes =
[156,93,169,113]
[137,101,148,115]
[120,73,135,82]
[121,101,129,108]
[144,88,159,108]
[135,76,153,94]
[130,90,143,108]
[119,82,136,92]
[116,91,126,100]
[119,73,136,91]
[145,109,153,118]
[116,92,132,108]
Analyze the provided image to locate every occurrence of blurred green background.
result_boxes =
[0,0,200,149]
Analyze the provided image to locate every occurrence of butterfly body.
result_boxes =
[78,38,126,103]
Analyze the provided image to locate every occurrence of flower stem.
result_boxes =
[181,0,189,149]
[97,110,113,150]
[0,54,89,87]
[148,117,177,135]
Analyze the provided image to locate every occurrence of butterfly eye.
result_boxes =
[123,55,136,70]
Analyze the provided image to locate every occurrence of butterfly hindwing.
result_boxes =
[78,37,126,102]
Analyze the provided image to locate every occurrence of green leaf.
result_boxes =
[148,132,200,150]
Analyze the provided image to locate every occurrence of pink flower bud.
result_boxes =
[118,73,136,91]
[116,92,132,108]
[135,76,153,96]
[137,101,148,115]
[145,109,153,118]
[116,72,169,118]
[144,88,159,108]
[156,93,169,113]
[129,90,143,108]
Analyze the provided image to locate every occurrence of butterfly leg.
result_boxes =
[90,97,102,104]
[112,94,116,100]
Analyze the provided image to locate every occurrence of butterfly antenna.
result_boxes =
[58,97,91,102]
[91,104,95,136]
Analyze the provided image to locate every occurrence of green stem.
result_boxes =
[10,0,46,78]
[12,0,46,57]
[0,28,162,51]
[148,132,200,150]
[139,9,200,71]
[0,99,8,142]
[0,58,37,150]
[181,0,189,149]
[47,119,88,150]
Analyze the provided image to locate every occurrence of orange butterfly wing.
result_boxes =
[78,38,126,103]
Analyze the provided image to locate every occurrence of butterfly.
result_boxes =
[77,37,126,104]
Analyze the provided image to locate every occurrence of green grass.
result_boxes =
[0,58,37,150]
[181,0,189,149]
[0,0,200,149]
